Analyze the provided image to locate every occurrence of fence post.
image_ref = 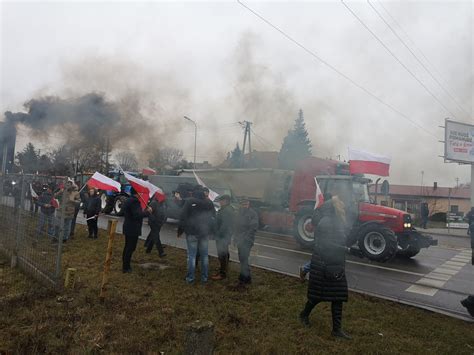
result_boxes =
[99,218,118,301]
[11,175,26,268]
[54,178,67,288]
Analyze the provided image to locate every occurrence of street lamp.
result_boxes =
[184,116,197,169]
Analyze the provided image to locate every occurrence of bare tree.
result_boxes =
[149,147,184,170]
[115,151,139,171]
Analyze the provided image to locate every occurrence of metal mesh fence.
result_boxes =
[0,174,68,289]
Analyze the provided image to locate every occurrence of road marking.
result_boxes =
[444,261,466,267]
[253,242,425,277]
[406,284,438,296]
[406,250,469,296]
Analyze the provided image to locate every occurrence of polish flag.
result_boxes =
[193,171,219,201]
[123,172,165,209]
[314,178,324,209]
[30,184,38,199]
[142,167,157,176]
[87,172,121,192]
[348,148,391,177]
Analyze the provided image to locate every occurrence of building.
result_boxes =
[0,121,16,174]
[370,183,469,218]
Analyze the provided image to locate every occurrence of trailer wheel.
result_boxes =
[101,192,113,214]
[114,196,127,216]
[397,243,421,258]
[293,207,315,248]
[357,224,397,262]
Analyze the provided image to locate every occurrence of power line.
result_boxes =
[236,0,438,139]
[376,0,471,118]
[340,0,457,119]
[367,0,470,119]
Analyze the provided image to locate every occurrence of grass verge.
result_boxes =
[1,225,473,354]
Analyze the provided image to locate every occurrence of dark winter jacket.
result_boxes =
[84,195,101,218]
[178,197,215,238]
[421,203,429,218]
[148,200,167,229]
[307,200,348,303]
[123,195,149,237]
[234,207,258,245]
[37,191,55,215]
[216,204,234,241]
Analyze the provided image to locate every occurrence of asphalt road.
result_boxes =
[76,214,474,322]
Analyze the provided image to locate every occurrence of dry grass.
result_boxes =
[1,224,474,354]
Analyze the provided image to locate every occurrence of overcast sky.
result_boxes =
[1,0,472,186]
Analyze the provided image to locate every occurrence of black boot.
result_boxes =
[461,295,474,317]
[299,301,317,327]
[331,302,351,340]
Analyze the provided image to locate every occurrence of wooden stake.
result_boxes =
[99,218,118,301]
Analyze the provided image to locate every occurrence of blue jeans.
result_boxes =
[302,261,311,274]
[62,218,72,241]
[185,235,209,283]
[37,212,54,237]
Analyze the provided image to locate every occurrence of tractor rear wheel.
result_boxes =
[293,207,315,248]
[357,224,397,262]
[114,195,127,216]
[101,192,113,214]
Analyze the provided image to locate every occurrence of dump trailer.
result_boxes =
[181,157,437,262]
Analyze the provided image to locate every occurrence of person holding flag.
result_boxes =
[299,178,326,282]
[122,187,152,273]
[83,188,101,239]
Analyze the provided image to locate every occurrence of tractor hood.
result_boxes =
[359,202,405,221]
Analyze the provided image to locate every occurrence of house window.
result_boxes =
[450,205,459,213]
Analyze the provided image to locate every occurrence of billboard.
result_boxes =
[445,119,474,163]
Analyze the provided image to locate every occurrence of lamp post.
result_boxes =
[184,116,197,169]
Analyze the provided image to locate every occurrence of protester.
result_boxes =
[234,197,258,285]
[69,181,83,237]
[122,188,152,273]
[55,181,81,243]
[461,207,474,317]
[299,196,351,339]
[177,185,215,284]
[420,202,429,229]
[211,194,234,281]
[36,184,56,237]
[145,192,167,257]
[83,187,101,239]
[299,193,333,282]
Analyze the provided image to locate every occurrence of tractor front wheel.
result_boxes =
[357,224,398,263]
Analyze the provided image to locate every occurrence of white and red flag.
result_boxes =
[87,172,121,192]
[314,178,324,209]
[123,172,165,209]
[30,184,38,199]
[142,167,157,176]
[348,148,391,177]
[193,171,219,201]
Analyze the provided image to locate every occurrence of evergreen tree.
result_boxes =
[16,143,39,173]
[278,109,312,170]
[228,143,242,168]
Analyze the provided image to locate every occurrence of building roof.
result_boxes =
[369,184,470,199]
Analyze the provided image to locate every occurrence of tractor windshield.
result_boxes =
[352,181,370,203]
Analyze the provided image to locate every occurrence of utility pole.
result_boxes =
[420,171,424,196]
[455,177,459,189]
[239,121,252,167]
[184,116,197,169]
[105,136,110,174]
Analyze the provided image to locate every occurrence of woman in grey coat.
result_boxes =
[299,196,351,339]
